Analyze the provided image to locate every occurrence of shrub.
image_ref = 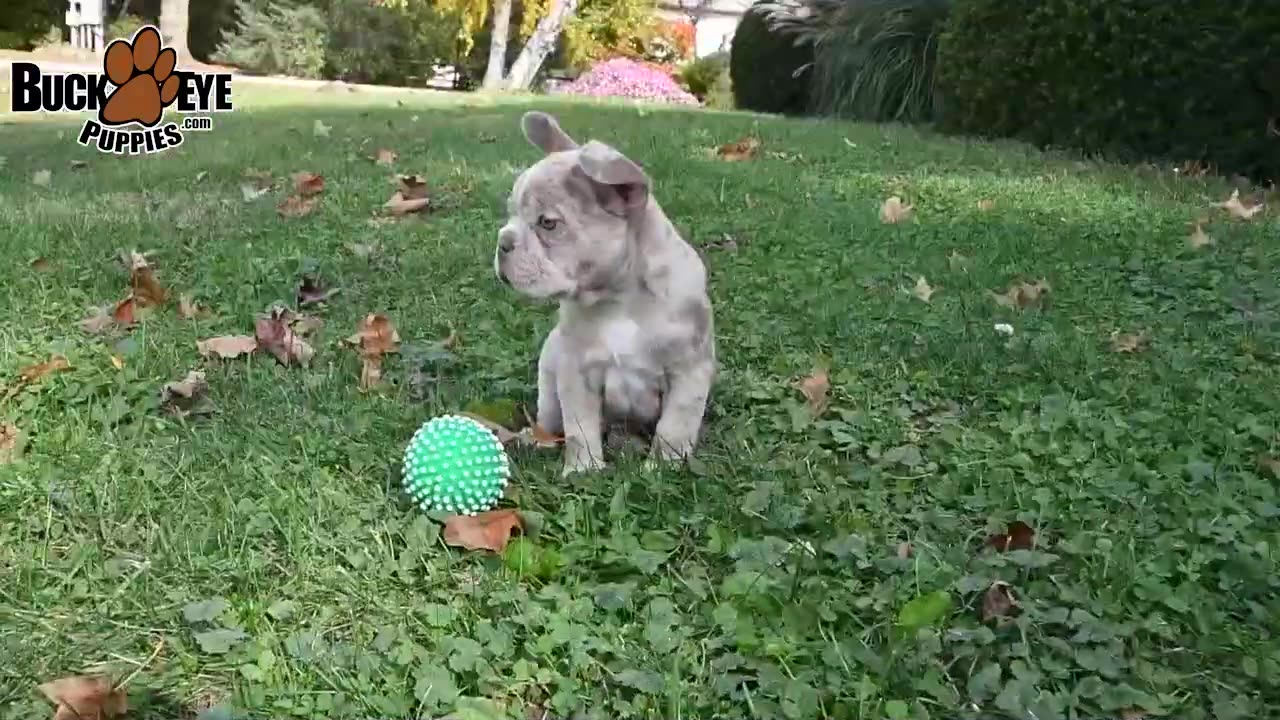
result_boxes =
[678,50,729,100]
[936,0,1280,183]
[0,0,58,50]
[554,57,699,104]
[729,3,813,115]
[704,68,735,110]
[107,14,151,43]
[756,0,950,122]
[323,0,456,85]
[212,0,328,78]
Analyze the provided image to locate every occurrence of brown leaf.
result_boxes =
[20,355,71,383]
[349,314,401,356]
[1109,331,1150,354]
[443,509,524,552]
[911,276,935,303]
[70,159,89,170]
[716,136,760,161]
[526,422,564,447]
[32,169,52,187]
[277,194,319,218]
[985,520,1036,551]
[292,172,325,196]
[196,335,258,359]
[1119,709,1148,720]
[990,279,1051,309]
[0,422,22,464]
[398,174,430,200]
[129,260,167,308]
[312,119,331,137]
[980,580,1019,622]
[38,675,128,720]
[177,294,209,320]
[1212,188,1264,220]
[440,328,460,350]
[977,198,995,211]
[359,354,384,392]
[296,275,340,307]
[383,191,431,216]
[30,257,52,272]
[947,250,971,273]
[880,196,914,224]
[254,307,315,366]
[797,367,830,418]
[373,148,397,166]
[896,541,912,559]
[113,296,138,325]
[289,314,325,337]
[345,242,381,259]
[161,370,211,416]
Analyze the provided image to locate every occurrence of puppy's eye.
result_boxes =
[536,215,560,231]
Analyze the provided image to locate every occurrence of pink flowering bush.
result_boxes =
[556,57,700,105]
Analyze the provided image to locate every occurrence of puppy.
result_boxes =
[495,111,716,477]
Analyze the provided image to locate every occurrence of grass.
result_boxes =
[1,82,1278,720]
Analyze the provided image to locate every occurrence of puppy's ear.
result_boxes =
[575,140,650,216]
[522,111,578,154]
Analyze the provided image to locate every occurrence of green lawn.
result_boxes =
[1,85,1278,720]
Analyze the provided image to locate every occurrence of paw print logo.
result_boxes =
[100,26,180,128]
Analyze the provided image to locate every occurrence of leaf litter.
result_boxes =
[1212,188,1264,220]
[382,174,432,218]
[443,509,524,552]
[38,674,128,720]
[160,370,213,417]
[254,305,315,366]
[345,313,401,391]
[796,366,830,418]
[196,336,258,360]
[880,196,914,224]
[980,581,1019,623]
[715,136,760,162]
[990,279,1051,309]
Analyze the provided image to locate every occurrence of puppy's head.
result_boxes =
[495,111,651,301]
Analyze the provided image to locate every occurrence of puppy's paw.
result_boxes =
[650,435,695,464]
[561,447,606,477]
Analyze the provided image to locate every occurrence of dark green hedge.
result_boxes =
[730,3,813,116]
[936,0,1280,182]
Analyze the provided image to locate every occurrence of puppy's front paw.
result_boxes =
[562,445,606,477]
[650,435,694,464]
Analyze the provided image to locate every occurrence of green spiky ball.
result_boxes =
[402,414,510,515]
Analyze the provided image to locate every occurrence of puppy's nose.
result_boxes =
[498,229,516,254]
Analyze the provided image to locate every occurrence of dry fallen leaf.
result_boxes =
[177,294,209,320]
[292,172,325,197]
[373,148,397,166]
[312,119,331,137]
[254,307,314,366]
[1212,188,1264,220]
[348,314,401,355]
[443,509,524,552]
[196,335,258,359]
[1187,221,1214,249]
[911,276,936,303]
[0,422,22,464]
[1119,709,1149,720]
[345,242,381,260]
[980,580,1019,622]
[32,169,52,187]
[398,175,430,200]
[384,192,431,217]
[346,314,401,391]
[296,275,340,307]
[30,257,52,272]
[20,355,71,383]
[977,198,995,211]
[1110,331,1150,354]
[990,279,1051,309]
[896,542,912,560]
[110,355,125,370]
[947,250,971,273]
[716,136,760,161]
[880,196,914,224]
[242,168,274,189]
[161,370,212,417]
[128,254,167,307]
[797,367,830,418]
[38,675,128,720]
[277,194,319,218]
[985,521,1036,552]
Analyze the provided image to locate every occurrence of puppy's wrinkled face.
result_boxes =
[495,112,651,300]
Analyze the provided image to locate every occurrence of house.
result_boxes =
[65,0,105,51]
[657,0,754,58]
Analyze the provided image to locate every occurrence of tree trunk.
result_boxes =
[504,0,578,90]
[159,0,190,59]
[481,0,514,90]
